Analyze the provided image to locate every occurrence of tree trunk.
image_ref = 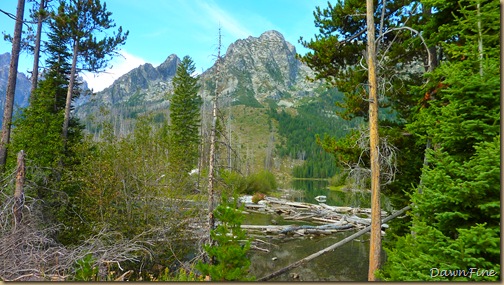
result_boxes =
[30,0,45,96]
[206,28,222,269]
[0,0,26,172]
[62,39,79,146]
[366,0,381,281]
[476,1,483,77]
[13,150,25,228]
[422,3,438,72]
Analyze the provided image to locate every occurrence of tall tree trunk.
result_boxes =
[0,0,26,172]
[30,0,45,96]
[62,39,79,146]
[206,28,222,269]
[366,0,381,280]
[13,150,25,229]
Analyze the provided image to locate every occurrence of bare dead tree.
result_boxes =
[206,27,223,267]
[365,0,382,279]
[342,125,398,190]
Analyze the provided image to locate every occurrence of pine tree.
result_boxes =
[300,0,429,234]
[50,0,128,145]
[168,55,202,175]
[8,13,84,227]
[379,0,500,280]
[196,196,253,281]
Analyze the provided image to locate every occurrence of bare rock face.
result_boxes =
[96,54,181,107]
[74,54,181,124]
[199,30,320,106]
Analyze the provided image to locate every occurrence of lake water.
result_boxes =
[245,179,389,281]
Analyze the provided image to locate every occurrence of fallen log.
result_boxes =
[311,217,346,224]
[280,224,354,234]
[318,203,352,213]
[257,204,412,281]
[250,245,270,252]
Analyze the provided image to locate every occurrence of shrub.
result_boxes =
[245,170,277,195]
[220,170,248,195]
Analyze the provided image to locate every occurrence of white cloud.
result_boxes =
[196,0,253,40]
[82,50,146,92]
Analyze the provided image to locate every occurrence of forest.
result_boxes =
[0,0,501,282]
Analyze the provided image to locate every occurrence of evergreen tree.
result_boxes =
[168,55,202,175]
[9,17,84,224]
[378,0,500,280]
[196,196,253,281]
[49,0,128,144]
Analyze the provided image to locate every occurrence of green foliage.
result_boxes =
[220,170,249,196]
[300,0,424,121]
[380,0,500,277]
[9,36,84,227]
[52,0,128,73]
[58,115,197,245]
[155,268,205,281]
[380,138,500,281]
[245,170,277,195]
[271,89,358,178]
[221,169,277,195]
[197,196,254,281]
[168,55,202,175]
[73,254,99,281]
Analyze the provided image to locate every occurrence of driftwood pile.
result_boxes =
[239,196,389,238]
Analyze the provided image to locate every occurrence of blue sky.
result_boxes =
[0,0,329,92]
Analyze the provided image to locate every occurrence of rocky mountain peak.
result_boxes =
[157,54,180,80]
[91,54,181,107]
[200,30,318,104]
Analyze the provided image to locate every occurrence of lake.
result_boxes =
[245,179,389,281]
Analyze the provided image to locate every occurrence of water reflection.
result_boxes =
[248,231,376,281]
[290,179,392,211]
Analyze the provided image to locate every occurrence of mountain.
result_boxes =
[199,30,319,107]
[0,52,32,117]
[93,54,180,107]
[74,54,181,128]
[75,30,322,130]
[0,52,92,125]
[73,30,349,181]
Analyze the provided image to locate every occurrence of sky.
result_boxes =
[0,0,330,92]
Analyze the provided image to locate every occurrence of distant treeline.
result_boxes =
[268,88,361,178]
